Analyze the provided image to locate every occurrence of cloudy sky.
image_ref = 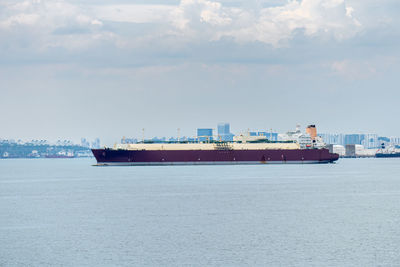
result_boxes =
[1,0,399,144]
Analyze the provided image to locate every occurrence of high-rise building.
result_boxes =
[197,128,213,142]
[390,137,400,146]
[217,123,234,141]
[218,123,230,135]
[81,138,90,148]
[320,133,380,148]
[319,133,345,145]
[362,134,378,148]
[344,134,364,145]
[91,138,101,148]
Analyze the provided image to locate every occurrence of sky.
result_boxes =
[1,0,400,145]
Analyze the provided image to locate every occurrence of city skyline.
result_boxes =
[2,121,400,159]
[2,121,400,145]
[2,123,400,147]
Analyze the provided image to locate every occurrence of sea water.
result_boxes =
[1,158,400,266]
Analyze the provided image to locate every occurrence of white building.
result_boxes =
[332,145,346,156]
[390,137,400,146]
[319,133,345,146]
[362,134,379,149]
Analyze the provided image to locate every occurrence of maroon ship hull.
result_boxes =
[92,148,339,165]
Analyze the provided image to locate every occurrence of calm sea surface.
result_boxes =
[1,158,400,266]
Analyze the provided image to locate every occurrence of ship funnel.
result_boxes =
[306,125,317,140]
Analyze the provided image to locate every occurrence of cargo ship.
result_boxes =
[92,125,339,166]
[375,143,400,158]
[376,152,400,158]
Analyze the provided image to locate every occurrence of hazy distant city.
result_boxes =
[2,123,398,159]
[0,138,100,159]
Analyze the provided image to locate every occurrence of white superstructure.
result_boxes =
[278,125,326,149]
[114,142,301,151]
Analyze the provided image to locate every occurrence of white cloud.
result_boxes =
[330,56,399,80]
[0,0,114,51]
[93,5,174,24]
[166,0,362,46]
[0,13,40,27]
[331,59,378,79]
[174,0,232,27]
[0,0,363,51]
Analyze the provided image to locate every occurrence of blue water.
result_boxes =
[1,158,400,266]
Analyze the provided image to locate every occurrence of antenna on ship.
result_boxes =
[177,128,180,143]
[142,128,145,143]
